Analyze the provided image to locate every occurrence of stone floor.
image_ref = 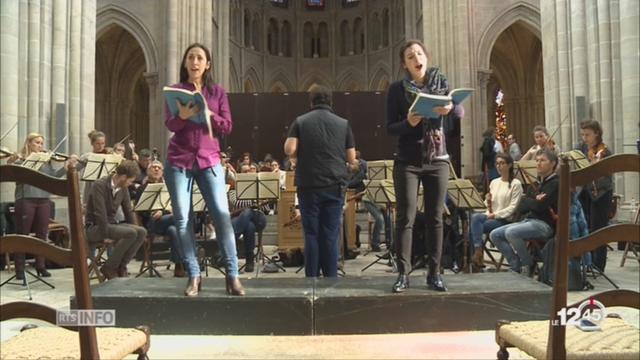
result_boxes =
[1,244,637,359]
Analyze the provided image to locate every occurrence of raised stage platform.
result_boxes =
[78,272,551,335]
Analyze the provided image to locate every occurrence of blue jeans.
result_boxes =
[165,162,238,278]
[232,209,267,262]
[298,188,344,277]
[362,200,389,247]
[469,213,509,250]
[489,218,553,271]
[148,214,181,263]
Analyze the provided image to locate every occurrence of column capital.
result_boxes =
[477,69,493,88]
[143,72,159,87]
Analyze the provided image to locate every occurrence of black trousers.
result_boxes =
[579,189,612,272]
[393,160,449,274]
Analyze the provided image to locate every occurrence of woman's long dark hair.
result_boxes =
[179,43,215,91]
[496,152,515,188]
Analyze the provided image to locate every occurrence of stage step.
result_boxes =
[79,272,551,335]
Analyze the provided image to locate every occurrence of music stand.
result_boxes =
[564,150,590,170]
[235,172,283,277]
[21,152,52,172]
[361,179,397,272]
[446,179,486,272]
[367,160,394,180]
[514,160,538,188]
[134,183,171,278]
[81,154,123,181]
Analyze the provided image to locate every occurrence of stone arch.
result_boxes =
[353,17,364,54]
[244,67,262,92]
[267,18,279,55]
[300,74,330,92]
[369,12,381,50]
[96,4,158,74]
[336,68,363,91]
[318,22,329,58]
[268,70,295,93]
[303,22,314,58]
[339,20,351,56]
[369,66,391,91]
[476,2,541,70]
[229,59,241,92]
[252,13,262,51]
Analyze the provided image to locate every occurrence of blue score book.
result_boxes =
[409,88,474,119]
[163,86,214,137]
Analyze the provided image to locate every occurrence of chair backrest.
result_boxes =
[0,164,99,359]
[548,154,640,359]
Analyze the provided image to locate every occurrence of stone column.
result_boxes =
[213,0,230,89]
[52,0,68,149]
[542,0,639,202]
[28,0,41,132]
[0,0,20,199]
[422,0,476,178]
[619,0,639,200]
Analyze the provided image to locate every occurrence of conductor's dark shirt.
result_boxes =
[288,104,355,190]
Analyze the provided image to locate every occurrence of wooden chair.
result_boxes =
[482,234,509,270]
[0,164,150,359]
[87,239,115,283]
[619,206,640,267]
[495,154,640,359]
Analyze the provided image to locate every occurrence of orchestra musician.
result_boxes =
[577,120,613,272]
[6,132,78,280]
[520,125,560,161]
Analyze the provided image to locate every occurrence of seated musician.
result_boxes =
[135,160,185,277]
[520,125,561,161]
[347,151,388,252]
[84,160,146,280]
[489,148,559,276]
[224,163,272,272]
[469,153,523,271]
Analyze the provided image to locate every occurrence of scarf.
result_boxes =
[402,66,450,162]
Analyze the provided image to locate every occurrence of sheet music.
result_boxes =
[235,172,280,200]
[367,160,394,180]
[81,153,123,181]
[447,179,486,209]
[563,150,590,170]
[134,183,171,211]
[514,160,538,185]
[364,179,396,204]
[21,152,52,171]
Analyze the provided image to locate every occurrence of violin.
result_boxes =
[587,142,608,197]
[587,142,607,163]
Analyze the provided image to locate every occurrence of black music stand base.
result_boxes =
[584,264,617,289]
[0,269,55,301]
[239,232,285,278]
[361,250,396,273]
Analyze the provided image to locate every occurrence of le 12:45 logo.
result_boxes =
[554,298,606,326]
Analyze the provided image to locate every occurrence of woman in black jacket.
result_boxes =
[386,40,464,293]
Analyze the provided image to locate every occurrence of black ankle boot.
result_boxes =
[426,273,447,292]
[392,274,409,293]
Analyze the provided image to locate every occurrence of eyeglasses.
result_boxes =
[495,161,508,166]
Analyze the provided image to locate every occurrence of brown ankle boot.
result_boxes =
[472,248,485,268]
[174,263,186,278]
[225,276,245,296]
